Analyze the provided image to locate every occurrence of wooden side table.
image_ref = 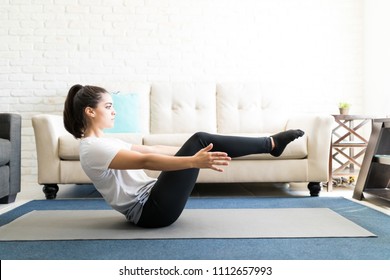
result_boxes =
[329,115,372,191]
[353,118,390,201]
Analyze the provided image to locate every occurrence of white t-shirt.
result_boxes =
[79,137,156,223]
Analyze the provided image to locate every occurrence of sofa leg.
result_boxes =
[43,184,59,199]
[308,182,321,197]
[0,194,17,204]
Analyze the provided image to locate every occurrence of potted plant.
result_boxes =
[338,102,351,115]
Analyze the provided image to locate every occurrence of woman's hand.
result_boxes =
[192,143,231,172]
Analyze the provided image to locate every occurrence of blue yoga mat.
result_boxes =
[0,197,389,260]
[0,208,375,240]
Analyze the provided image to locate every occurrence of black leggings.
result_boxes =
[136,132,272,228]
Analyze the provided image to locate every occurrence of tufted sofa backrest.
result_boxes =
[216,83,264,133]
[150,82,217,134]
[216,83,288,134]
[149,82,288,134]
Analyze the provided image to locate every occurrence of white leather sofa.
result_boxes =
[32,82,333,199]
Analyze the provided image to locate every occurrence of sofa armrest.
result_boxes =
[32,114,69,184]
[286,114,333,182]
[0,113,21,197]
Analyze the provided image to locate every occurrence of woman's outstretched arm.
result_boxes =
[131,144,180,156]
[108,144,231,172]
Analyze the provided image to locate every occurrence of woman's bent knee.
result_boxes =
[190,131,211,145]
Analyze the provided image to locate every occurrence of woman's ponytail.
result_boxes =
[64,84,84,138]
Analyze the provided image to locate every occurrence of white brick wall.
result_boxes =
[363,0,390,117]
[1,0,363,188]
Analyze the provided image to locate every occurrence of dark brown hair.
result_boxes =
[63,84,108,138]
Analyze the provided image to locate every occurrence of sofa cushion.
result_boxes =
[143,133,308,160]
[217,83,288,134]
[150,82,217,134]
[0,139,11,165]
[0,165,9,196]
[58,134,144,160]
[143,133,193,148]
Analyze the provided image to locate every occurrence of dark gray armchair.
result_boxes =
[0,113,21,204]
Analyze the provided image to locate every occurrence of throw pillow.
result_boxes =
[104,92,140,133]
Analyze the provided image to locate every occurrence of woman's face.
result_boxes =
[88,92,116,130]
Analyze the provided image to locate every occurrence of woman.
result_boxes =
[63,84,304,228]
